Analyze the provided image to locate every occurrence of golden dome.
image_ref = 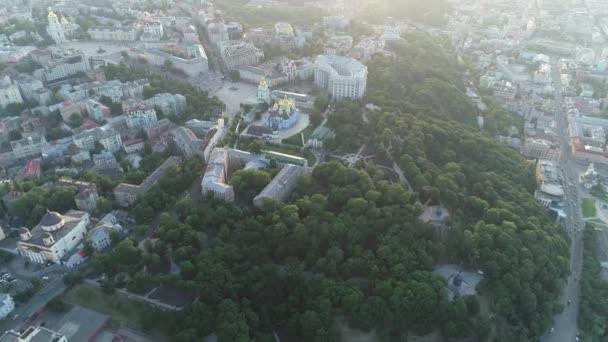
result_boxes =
[259,77,268,87]
[48,10,57,19]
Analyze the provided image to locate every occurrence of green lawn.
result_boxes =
[582,198,597,218]
[282,124,316,146]
[63,284,151,330]
[263,143,303,156]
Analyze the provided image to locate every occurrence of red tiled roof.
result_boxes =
[24,159,40,176]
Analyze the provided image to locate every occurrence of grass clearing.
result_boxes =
[282,124,316,146]
[63,284,149,330]
[582,197,597,218]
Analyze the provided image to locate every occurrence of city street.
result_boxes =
[0,276,65,334]
[540,58,585,342]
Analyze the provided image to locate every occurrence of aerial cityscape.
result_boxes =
[0,0,606,341]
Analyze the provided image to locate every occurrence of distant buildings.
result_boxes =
[522,138,560,161]
[323,15,349,31]
[18,210,90,264]
[114,156,182,207]
[123,138,145,154]
[142,20,164,41]
[125,102,158,130]
[11,136,48,161]
[89,26,138,42]
[0,75,23,109]
[314,55,368,100]
[569,115,608,164]
[219,40,264,69]
[36,49,89,83]
[85,99,112,123]
[128,43,208,76]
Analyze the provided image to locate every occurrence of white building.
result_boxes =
[18,210,90,264]
[1,326,67,342]
[0,294,14,320]
[85,99,111,123]
[89,26,138,42]
[128,44,208,76]
[37,49,89,83]
[11,136,48,161]
[87,223,114,251]
[125,103,158,129]
[97,127,123,153]
[142,21,164,40]
[0,75,23,109]
[314,55,368,100]
[46,10,67,44]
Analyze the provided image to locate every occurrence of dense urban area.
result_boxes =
[0,0,606,341]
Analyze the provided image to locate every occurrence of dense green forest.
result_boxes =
[578,226,608,341]
[342,35,569,340]
[83,33,571,341]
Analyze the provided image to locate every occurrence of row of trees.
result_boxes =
[578,225,608,341]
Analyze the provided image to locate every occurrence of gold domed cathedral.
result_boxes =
[265,95,300,130]
[47,9,67,44]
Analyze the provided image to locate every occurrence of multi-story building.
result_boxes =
[37,49,89,83]
[522,138,560,161]
[73,129,96,151]
[88,26,138,42]
[92,151,118,170]
[225,22,244,40]
[253,164,305,208]
[125,102,158,129]
[219,41,264,69]
[113,156,181,207]
[314,55,368,100]
[0,75,23,109]
[207,21,229,46]
[85,99,111,123]
[128,43,208,76]
[534,160,564,216]
[18,210,90,264]
[143,93,187,116]
[11,136,48,161]
[122,138,144,154]
[13,74,43,101]
[142,20,164,41]
[324,35,353,55]
[97,127,123,153]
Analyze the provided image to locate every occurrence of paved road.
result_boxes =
[540,58,585,342]
[0,277,65,334]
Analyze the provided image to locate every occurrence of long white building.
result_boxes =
[313,55,367,100]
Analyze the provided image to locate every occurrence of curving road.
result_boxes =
[540,58,585,342]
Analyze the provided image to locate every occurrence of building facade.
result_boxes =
[18,210,90,264]
[0,75,23,109]
[314,55,368,100]
[125,103,158,129]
